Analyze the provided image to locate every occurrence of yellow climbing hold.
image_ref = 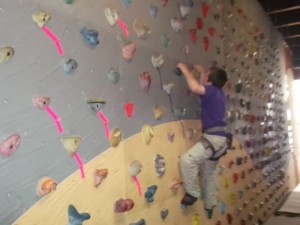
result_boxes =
[0,47,14,63]
[192,213,200,225]
[32,11,51,28]
[61,136,81,156]
[141,123,154,145]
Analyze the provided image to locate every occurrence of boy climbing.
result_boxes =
[177,62,232,219]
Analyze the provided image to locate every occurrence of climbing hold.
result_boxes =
[196,18,203,30]
[192,213,200,225]
[154,154,166,177]
[149,5,158,17]
[67,204,90,225]
[32,11,51,27]
[64,0,74,4]
[248,212,253,220]
[161,34,170,48]
[229,192,237,204]
[203,36,209,51]
[129,219,146,225]
[167,132,175,143]
[133,19,151,39]
[233,172,239,183]
[109,128,121,147]
[107,68,120,84]
[161,0,168,7]
[240,219,246,225]
[215,221,221,225]
[153,104,165,120]
[214,14,220,22]
[63,58,77,74]
[173,67,183,76]
[93,168,108,187]
[80,27,99,47]
[208,27,216,37]
[139,71,151,93]
[173,106,186,118]
[235,207,242,216]
[184,128,195,140]
[122,0,132,8]
[61,136,81,156]
[32,96,50,109]
[189,29,197,44]
[141,124,154,145]
[170,177,183,191]
[86,97,106,112]
[151,54,164,68]
[144,185,158,203]
[0,47,14,63]
[220,201,226,215]
[114,198,134,213]
[124,102,134,117]
[163,83,174,95]
[238,190,243,198]
[36,177,57,197]
[170,18,183,32]
[160,208,169,219]
[224,177,229,188]
[202,3,209,18]
[0,133,21,157]
[122,42,136,61]
[179,4,192,19]
[105,8,119,26]
[129,160,142,176]
[227,213,233,224]
[236,157,243,165]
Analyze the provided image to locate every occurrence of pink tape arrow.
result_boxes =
[44,105,64,133]
[42,26,64,55]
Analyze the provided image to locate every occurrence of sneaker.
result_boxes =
[181,193,197,206]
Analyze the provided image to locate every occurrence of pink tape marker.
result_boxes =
[117,18,129,37]
[97,111,110,139]
[133,176,142,196]
[41,26,64,56]
[74,152,85,179]
[44,105,64,133]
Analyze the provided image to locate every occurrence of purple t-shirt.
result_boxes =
[200,85,226,133]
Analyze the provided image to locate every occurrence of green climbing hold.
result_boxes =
[64,0,74,4]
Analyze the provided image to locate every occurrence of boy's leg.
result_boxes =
[179,142,211,205]
[201,159,218,216]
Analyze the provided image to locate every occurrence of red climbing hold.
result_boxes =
[196,17,203,30]
[202,3,209,18]
[208,27,216,37]
[203,36,209,51]
[189,29,197,44]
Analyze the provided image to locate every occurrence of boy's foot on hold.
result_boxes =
[181,193,197,206]
[205,208,214,219]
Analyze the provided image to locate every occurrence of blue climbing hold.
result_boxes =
[129,219,146,225]
[63,59,78,74]
[67,204,90,225]
[149,5,158,17]
[236,157,243,165]
[122,0,132,8]
[80,27,99,47]
[144,185,158,203]
[220,201,226,215]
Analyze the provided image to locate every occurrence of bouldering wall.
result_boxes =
[0,0,297,224]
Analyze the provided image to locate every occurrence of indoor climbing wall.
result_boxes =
[0,0,296,225]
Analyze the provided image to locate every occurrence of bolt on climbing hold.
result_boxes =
[93,169,108,187]
[0,133,21,157]
[36,177,57,197]
[0,46,14,63]
[144,185,158,203]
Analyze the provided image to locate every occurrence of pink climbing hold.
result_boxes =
[196,17,203,30]
[0,134,21,157]
[189,29,197,44]
[208,27,216,37]
[203,36,209,51]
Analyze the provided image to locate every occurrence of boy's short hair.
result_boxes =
[207,67,228,88]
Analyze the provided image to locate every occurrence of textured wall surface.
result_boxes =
[0,0,295,224]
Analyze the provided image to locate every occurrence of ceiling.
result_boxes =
[257,0,300,79]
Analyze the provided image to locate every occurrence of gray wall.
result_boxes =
[0,0,288,224]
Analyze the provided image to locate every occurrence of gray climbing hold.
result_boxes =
[129,219,146,225]
[80,27,99,47]
[160,208,169,219]
[86,97,106,112]
[149,5,158,17]
[0,47,14,63]
[63,59,77,74]
[64,0,74,4]
[107,68,120,83]
[154,154,166,177]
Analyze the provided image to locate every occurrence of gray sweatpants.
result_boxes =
[179,133,227,209]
